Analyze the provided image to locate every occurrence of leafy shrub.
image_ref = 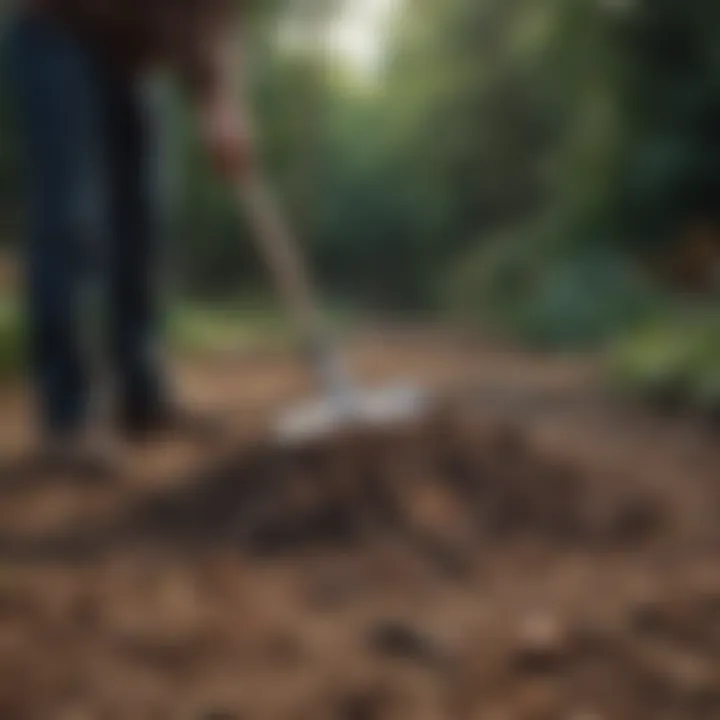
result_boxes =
[607,309,720,413]
[445,226,659,350]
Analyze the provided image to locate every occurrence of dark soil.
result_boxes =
[0,336,718,719]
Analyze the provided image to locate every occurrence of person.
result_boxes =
[3,0,252,471]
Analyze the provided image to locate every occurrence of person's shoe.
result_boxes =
[35,433,118,481]
[118,403,225,443]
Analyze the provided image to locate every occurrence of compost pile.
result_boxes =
[0,407,719,720]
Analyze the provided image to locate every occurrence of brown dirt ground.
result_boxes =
[0,332,719,720]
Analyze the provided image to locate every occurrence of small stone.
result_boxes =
[512,615,567,675]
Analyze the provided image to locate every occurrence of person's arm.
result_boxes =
[182,1,253,181]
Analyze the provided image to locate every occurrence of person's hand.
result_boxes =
[200,94,254,182]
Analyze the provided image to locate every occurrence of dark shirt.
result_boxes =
[29,0,236,94]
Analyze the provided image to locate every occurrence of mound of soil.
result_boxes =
[117,409,672,560]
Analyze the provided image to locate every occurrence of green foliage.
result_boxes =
[0,0,718,361]
[608,308,720,413]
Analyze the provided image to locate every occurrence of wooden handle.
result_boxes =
[237,174,326,348]
[238,174,358,400]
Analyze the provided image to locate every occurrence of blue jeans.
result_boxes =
[4,9,168,435]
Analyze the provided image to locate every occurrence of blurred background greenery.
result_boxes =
[0,0,719,413]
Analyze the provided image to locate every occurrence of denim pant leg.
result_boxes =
[4,12,106,435]
[100,76,168,417]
